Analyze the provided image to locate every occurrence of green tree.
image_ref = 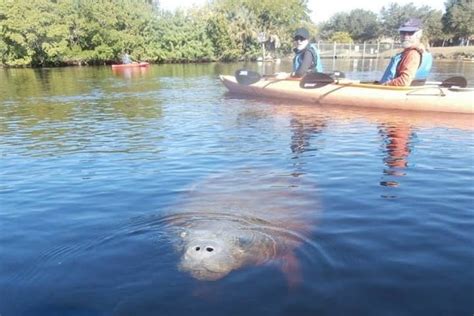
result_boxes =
[379,3,418,39]
[328,31,353,43]
[442,0,474,45]
[420,7,444,46]
[0,0,314,66]
[0,0,69,66]
[319,12,350,40]
[380,2,447,44]
[62,0,155,63]
[0,0,159,66]
[346,9,379,42]
[205,12,242,61]
[211,0,312,58]
[224,6,261,59]
[320,10,379,42]
[154,10,214,62]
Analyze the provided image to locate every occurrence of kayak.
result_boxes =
[219,75,474,114]
[111,62,150,69]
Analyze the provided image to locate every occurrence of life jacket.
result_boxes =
[380,47,433,85]
[293,43,323,73]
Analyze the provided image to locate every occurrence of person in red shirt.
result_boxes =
[380,18,433,86]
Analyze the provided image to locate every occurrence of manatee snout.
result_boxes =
[179,238,242,281]
[184,240,220,261]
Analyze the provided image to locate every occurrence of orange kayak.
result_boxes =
[111,62,150,69]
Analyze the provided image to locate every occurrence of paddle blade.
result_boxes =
[440,76,467,88]
[331,71,345,79]
[235,69,261,85]
[300,72,335,89]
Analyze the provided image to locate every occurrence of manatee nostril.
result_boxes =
[206,247,214,252]
[194,246,201,251]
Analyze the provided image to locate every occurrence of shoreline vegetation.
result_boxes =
[0,0,472,68]
[427,46,474,60]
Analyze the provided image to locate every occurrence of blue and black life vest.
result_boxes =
[380,47,432,85]
[293,43,323,73]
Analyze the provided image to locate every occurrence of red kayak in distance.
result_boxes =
[111,62,150,69]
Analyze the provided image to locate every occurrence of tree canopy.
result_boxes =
[320,9,379,42]
[442,0,474,41]
[0,0,472,67]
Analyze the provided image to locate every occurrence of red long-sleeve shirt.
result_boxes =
[385,45,425,86]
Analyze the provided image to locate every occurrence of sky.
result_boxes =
[158,0,446,23]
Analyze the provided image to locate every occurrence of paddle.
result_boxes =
[332,71,345,79]
[299,72,336,89]
[235,69,263,85]
[235,69,346,86]
[234,69,293,85]
[344,76,468,89]
[235,70,468,89]
[426,76,467,88]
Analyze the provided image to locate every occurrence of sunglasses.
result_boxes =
[294,36,306,41]
[400,31,416,36]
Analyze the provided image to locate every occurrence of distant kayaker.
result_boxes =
[291,28,323,78]
[121,51,134,64]
[380,18,433,86]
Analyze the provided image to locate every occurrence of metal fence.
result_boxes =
[316,42,403,59]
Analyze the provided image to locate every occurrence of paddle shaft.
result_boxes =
[425,81,466,87]
[426,76,467,88]
[236,69,467,89]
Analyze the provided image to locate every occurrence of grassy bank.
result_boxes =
[429,46,474,59]
[377,46,474,59]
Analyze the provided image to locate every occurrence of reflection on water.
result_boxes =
[112,66,150,79]
[1,61,473,315]
[290,114,326,156]
[379,123,413,188]
[267,101,473,200]
[0,66,165,156]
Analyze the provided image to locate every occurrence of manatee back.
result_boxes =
[176,168,320,236]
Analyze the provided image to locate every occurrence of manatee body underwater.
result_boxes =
[164,168,321,283]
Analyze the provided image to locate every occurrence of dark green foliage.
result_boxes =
[379,3,445,43]
[0,0,311,66]
[153,10,214,63]
[442,0,474,42]
[0,0,471,67]
[205,13,241,61]
[0,0,156,66]
[320,10,380,42]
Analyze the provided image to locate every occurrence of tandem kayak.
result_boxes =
[219,75,474,114]
[111,62,150,69]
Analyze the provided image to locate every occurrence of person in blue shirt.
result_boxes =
[291,28,323,77]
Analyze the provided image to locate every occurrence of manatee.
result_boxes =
[165,168,320,284]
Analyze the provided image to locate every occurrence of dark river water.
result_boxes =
[1,59,473,315]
